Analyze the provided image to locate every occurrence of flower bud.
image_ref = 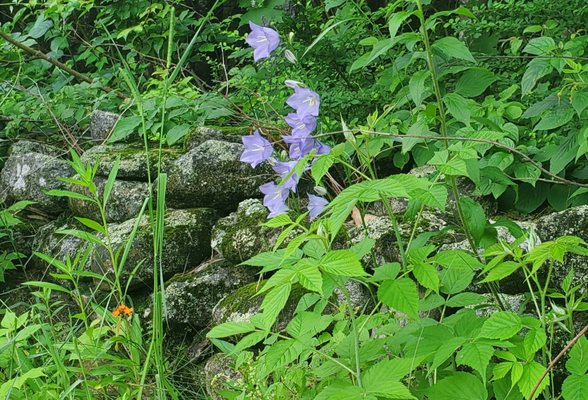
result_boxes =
[284,49,297,64]
[314,186,327,196]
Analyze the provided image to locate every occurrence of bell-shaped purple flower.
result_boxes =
[308,194,328,220]
[246,22,280,61]
[313,140,331,156]
[287,87,320,117]
[283,131,314,160]
[285,112,317,136]
[260,181,289,218]
[272,160,299,192]
[240,130,273,168]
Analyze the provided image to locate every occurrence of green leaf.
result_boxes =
[320,250,367,277]
[74,217,106,235]
[523,328,547,355]
[459,197,486,244]
[571,91,588,116]
[311,153,335,184]
[263,214,293,228]
[479,261,520,283]
[522,58,552,96]
[207,321,256,338]
[22,281,70,294]
[444,93,471,124]
[446,292,486,307]
[523,36,556,55]
[378,277,419,319]
[232,331,267,354]
[456,68,497,97]
[562,374,588,400]
[29,15,53,38]
[431,337,467,371]
[432,37,475,63]
[534,107,574,131]
[409,70,430,107]
[108,116,141,143]
[56,229,105,247]
[166,124,191,145]
[438,157,468,177]
[514,163,541,187]
[428,372,487,400]
[46,189,94,202]
[518,361,548,400]
[316,384,365,400]
[479,311,522,340]
[388,11,413,39]
[456,343,494,382]
[261,283,291,328]
[566,336,588,375]
[412,262,439,292]
[296,263,323,294]
[103,158,120,206]
[550,133,577,174]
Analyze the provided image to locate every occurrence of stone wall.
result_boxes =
[1,120,587,397]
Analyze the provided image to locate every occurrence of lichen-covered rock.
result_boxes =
[32,220,87,266]
[211,199,279,263]
[89,208,219,290]
[185,126,242,150]
[89,110,120,141]
[166,140,271,211]
[69,177,149,223]
[164,258,257,331]
[204,353,242,400]
[347,211,447,267]
[536,205,588,291]
[81,144,181,180]
[0,141,73,214]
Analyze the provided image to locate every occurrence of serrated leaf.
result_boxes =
[263,214,293,228]
[319,250,366,277]
[522,58,552,96]
[261,283,291,328]
[378,277,419,319]
[431,337,466,371]
[566,336,588,375]
[428,372,487,400]
[459,197,486,244]
[206,321,256,338]
[534,107,574,131]
[523,328,547,355]
[479,312,522,340]
[518,361,548,400]
[432,37,475,63]
[316,384,365,400]
[456,343,494,382]
[231,331,267,354]
[446,292,486,307]
[492,362,513,381]
[479,261,520,283]
[412,262,439,292]
[562,374,588,400]
[571,91,588,116]
[296,263,323,294]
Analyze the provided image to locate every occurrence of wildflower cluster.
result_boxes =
[240,22,330,219]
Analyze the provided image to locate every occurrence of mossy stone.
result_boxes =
[89,208,219,290]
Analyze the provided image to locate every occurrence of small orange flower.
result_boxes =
[112,304,133,317]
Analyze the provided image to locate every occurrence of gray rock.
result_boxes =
[164,258,257,331]
[33,220,87,266]
[89,110,120,141]
[0,141,73,214]
[166,140,272,211]
[211,199,278,264]
[89,208,219,290]
[81,144,181,181]
[536,205,588,292]
[204,353,242,400]
[185,127,242,150]
[69,176,149,223]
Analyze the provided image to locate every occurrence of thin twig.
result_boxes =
[0,29,127,99]
[527,324,588,400]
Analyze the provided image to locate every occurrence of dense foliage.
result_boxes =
[0,0,587,399]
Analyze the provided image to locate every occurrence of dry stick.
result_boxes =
[0,30,127,99]
[527,323,588,400]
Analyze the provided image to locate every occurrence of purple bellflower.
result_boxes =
[272,160,299,192]
[259,181,289,218]
[287,87,320,117]
[308,194,329,220]
[246,22,280,61]
[285,112,317,136]
[283,131,315,160]
[240,130,273,168]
